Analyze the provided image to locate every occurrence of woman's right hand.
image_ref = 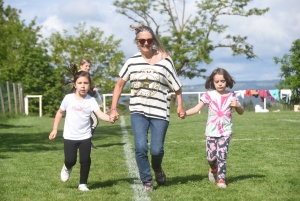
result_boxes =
[110,109,119,120]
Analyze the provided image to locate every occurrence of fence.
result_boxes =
[0,82,24,115]
[101,91,269,114]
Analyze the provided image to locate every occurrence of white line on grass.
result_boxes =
[120,116,151,201]
[165,138,300,144]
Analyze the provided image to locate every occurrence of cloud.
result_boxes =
[58,0,104,23]
[40,16,66,38]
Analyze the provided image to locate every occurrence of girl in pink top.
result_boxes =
[184,68,244,188]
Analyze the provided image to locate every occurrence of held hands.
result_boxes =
[177,106,186,120]
[109,114,116,123]
[108,109,120,123]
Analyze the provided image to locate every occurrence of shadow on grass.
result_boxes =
[0,123,31,129]
[167,174,206,185]
[89,178,136,189]
[227,174,265,183]
[96,142,126,148]
[0,124,124,153]
[89,174,207,189]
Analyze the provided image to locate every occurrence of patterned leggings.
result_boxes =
[206,136,231,181]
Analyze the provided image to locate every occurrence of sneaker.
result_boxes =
[91,143,97,150]
[208,168,217,183]
[60,164,72,182]
[217,180,227,188]
[143,183,153,193]
[78,184,90,191]
[154,167,166,185]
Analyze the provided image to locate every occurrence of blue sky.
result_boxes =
[4,0,300,85]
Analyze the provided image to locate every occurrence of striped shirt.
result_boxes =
[119,52,182,121]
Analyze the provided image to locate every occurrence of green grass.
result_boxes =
[0,111,300,201]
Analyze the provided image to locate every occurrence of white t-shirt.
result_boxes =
[119,52,182,121]
[60,93,100,140]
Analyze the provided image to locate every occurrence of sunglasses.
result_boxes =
[137,38,154,45]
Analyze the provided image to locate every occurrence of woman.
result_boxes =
[110,24,185,192]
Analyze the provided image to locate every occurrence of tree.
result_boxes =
[274,39,300,104]
[47,23,125,94]
[0,0,64,116]
[113,0,269,79]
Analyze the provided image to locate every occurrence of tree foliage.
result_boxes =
[113,0,269,79]
[0,0,63,116]
[274,39,300,104]
[47,23,125,94]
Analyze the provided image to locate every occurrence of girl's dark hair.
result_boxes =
[69,71,92,93]
[205,68,236,89]
[130,23,166,53]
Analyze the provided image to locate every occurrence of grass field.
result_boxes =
[0,111,300,201]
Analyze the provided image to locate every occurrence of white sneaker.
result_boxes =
[60,164,72,182]
[208,168,217,183]
[78,184,90,191]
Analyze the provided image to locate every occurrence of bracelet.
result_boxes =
[110,108,117,111]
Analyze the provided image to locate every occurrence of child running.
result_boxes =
[184,68,244,188]
[49,70,115,191]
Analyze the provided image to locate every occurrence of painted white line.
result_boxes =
[165,138,300,144]
[120,116,151,201]
[277,119,300,123]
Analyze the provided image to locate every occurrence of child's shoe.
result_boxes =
[208,168,217,183]
[60,164,72,182]
[78,184,90,191]
[217,180,227,188]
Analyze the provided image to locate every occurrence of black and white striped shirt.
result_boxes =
[119,52,182,121]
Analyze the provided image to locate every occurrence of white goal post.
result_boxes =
[24,95,42,117]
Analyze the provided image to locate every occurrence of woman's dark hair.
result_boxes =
[130,23,166,53]
[205,68,236,89]
[69,70,92,93]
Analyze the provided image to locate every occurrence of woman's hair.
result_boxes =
[130,23,166,53]
[205,68,236,89]
[69,70,92,94]
[79,58,91,66]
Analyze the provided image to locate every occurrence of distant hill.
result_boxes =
[182,79,281,92]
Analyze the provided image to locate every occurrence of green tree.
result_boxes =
[274,39,300,104]
[0,0,64,116]
[113,0,269,79]
[47,23,125,94]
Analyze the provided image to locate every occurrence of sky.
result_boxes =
[4,0,300,85]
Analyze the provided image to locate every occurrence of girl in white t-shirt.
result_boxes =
[49,71,115,191]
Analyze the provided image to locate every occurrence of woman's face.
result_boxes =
[137,32,153,53]
[80,62,91,72]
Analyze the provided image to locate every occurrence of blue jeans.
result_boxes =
[130,113,169,184]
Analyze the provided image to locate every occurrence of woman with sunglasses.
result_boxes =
[110,23,185,192]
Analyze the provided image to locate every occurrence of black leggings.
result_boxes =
[64,138,91,184]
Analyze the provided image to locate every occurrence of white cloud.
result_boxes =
[40,16,66,38]
[58,0,104,23]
